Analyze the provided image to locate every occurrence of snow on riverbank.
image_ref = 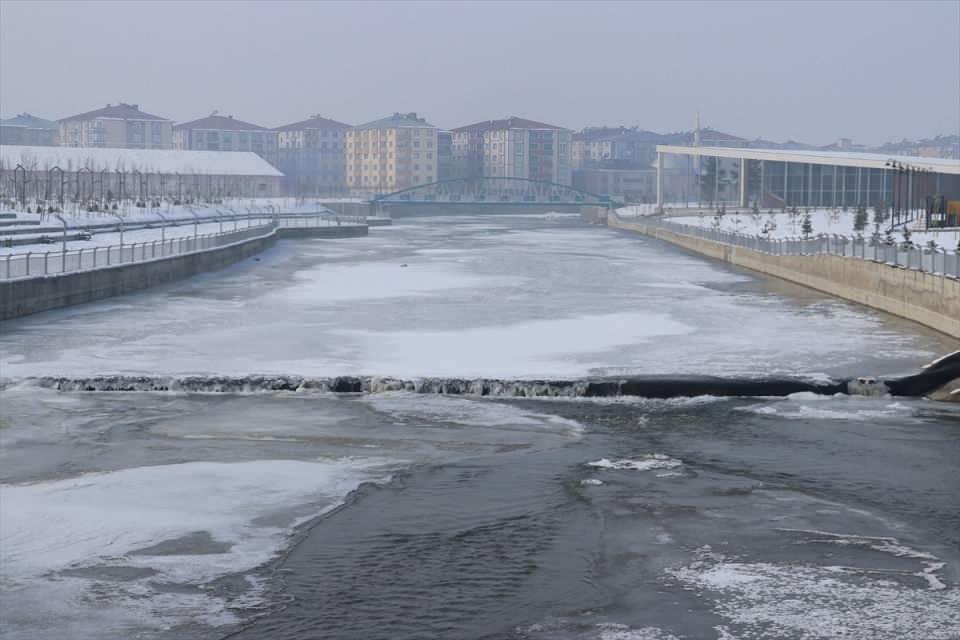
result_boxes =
[0,197,345,229]
[0,219,275,256]
[648,208,959,249]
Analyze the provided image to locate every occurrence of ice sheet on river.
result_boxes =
[0,215,948,379]
[0,458,390,640]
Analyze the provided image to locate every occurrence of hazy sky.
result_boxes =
[1,0,958,145]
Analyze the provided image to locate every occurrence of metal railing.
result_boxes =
[276,214,367,228]
[616,213,960,279]
[2,222,276,280]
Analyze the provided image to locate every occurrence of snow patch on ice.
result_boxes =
[275,261,525,303]
[0,458,391,637]
[587,454,682,472]
[739,396,915,421]
[335,311,694,379]
[363,392,584,436]
[517,619,682,640]
[666,542,959,640]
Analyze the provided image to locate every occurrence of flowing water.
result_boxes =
[1,213,958,639]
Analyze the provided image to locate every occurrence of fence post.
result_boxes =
[44,251,49,275]
[5,254,10,279]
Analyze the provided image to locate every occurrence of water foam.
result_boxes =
[666,541,959,640]
[586,454,682,472]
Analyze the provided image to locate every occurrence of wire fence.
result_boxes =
[619,214,960,279]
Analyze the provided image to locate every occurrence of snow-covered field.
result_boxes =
[0,197,349,228]
[0,220,275,256]
[0,196,367,254]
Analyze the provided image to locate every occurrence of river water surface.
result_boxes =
[1,214,958,639]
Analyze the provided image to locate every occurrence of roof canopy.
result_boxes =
[354,112,435,130]
[0,113,58,130]
[656,145,960,175]
[60,103,170,123]
[174,114,269,132]
[274,115,351,132]
[453,116,567,134]
[0,145,283,176]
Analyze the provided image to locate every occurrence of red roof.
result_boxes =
[174,114,268,132]
[273,115,351,132]
[60,103,170,122]
[452,116,567,134]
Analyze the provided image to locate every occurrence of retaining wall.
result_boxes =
[0,232,277,321]
[0,224,368,321]
[609,216,960,339]
[275,225,368,239]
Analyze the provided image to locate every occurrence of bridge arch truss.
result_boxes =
[371,177,610,206]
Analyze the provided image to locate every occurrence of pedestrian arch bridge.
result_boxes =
[369,177,612,214]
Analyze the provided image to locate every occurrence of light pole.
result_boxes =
[53,213,68,273]
[108,210,124,247]
[186,206,200,239]
[155,209,168,243]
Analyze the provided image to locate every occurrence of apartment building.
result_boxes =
[274,114,350,195]
[571,127,665,169]
[345,112,438,195]
[173,113,279,167]
[0,113,58,146]
[59,103,172,149]
[451,117,572,185]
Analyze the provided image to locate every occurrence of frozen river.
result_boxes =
[1,213,959,640]
[0,213,952,379]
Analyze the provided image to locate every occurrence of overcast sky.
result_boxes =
[1,0,958,145]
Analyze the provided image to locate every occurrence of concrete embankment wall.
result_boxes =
[0,233,277,320]
[0,225,368,320]
[275,225,368,239]
[609,216,960,339]
[580,205,610,225]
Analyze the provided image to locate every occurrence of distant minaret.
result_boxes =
[694,111,702,147]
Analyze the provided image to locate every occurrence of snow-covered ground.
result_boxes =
[617,206,960,250]
[0,220,275,256]
[0,197,347,228]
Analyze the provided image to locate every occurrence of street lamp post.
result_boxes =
[53,213,69,273]
[108,210,125,248]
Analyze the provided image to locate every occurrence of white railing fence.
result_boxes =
[619,213,960,279]
[2,222,276,280]
[276,214,367,228]
[1,212,370,281]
